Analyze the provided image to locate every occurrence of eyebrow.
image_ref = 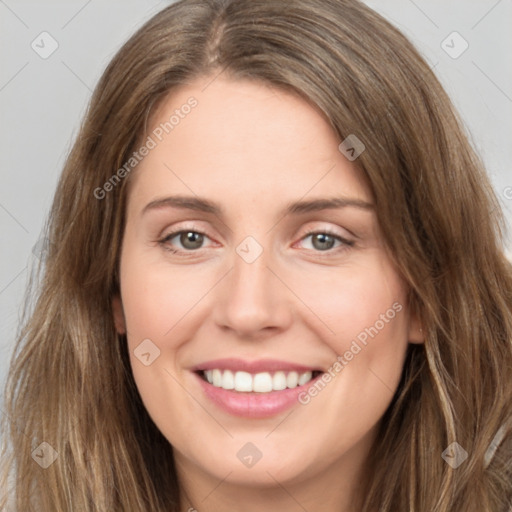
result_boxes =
[141,195,374,217]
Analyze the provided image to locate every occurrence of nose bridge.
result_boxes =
[214,236,292,336]
[232,246,271,303]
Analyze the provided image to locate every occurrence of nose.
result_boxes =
[213,246,293,340]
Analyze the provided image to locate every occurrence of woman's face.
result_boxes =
[113,75,423,495]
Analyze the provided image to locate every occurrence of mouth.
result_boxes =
[197,369,323,393]
[191,358,326,418]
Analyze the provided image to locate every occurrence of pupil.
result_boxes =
[182,232,203,249]
[313,233,334,251]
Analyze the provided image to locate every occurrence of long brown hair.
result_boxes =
[1,0,511,510]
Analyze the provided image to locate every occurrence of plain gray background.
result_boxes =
[1,1,511,403]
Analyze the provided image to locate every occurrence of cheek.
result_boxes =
[282,266,409,457]
[120,257,211,342]
[119,259,206,438]
[332,286,407,360]
[288,259,410,410]
[119,255,220,424]
[290,259,408,348]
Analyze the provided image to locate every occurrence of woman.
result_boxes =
[1,0,511,510]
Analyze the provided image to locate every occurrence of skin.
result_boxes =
[112,74,424,512]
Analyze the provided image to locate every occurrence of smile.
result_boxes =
[192,358,325,418]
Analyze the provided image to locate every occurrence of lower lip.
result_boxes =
[194,372,322,419]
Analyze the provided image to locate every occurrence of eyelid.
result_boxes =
[160,230,214,245]
[293,228,354,253]
[156,221,219,253]
[295,222,354,243]
[160,226,216,244]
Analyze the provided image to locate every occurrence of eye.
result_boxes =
[298,230,354,252]
[159,230,212,252]
[158,228,354,256]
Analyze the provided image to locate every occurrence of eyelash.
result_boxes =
[299,229,355,255]
[157,227,354,258]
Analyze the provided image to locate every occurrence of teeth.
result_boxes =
[222,369,235,390]
[234,371,252,392]
[253,372,273,392]
[286,371,298,388]
[272,371,287,391]
[298,371,312,386]
[212,369,222,387]
[202,370,316,393]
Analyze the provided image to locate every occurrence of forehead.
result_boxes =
[127,75,371,211]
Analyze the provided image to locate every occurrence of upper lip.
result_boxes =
[192,358,323,374]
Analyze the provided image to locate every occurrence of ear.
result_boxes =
[112,294,126,334]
